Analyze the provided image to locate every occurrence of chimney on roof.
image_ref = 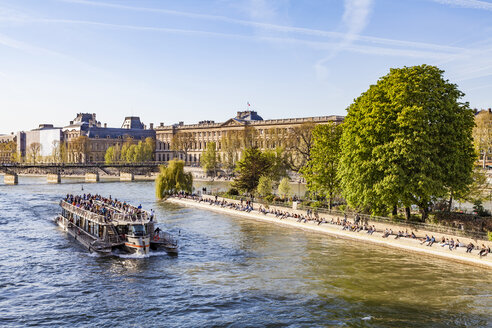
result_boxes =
[104,123,107,128]
[489,108,491,113]
[69,121,73,125]
[179,121,184,126]
[160,122,164,127]
[150,123,154,130]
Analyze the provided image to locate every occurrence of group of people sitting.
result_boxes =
[64,194,154,222]
[172,193,491,259]
[418,234,491,257]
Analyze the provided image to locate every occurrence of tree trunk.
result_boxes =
[448,192,453,212]
[420,207,428,221]
[405,207,411,220]
[392,205,398,216]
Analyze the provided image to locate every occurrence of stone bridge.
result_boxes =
[0,163,160,184]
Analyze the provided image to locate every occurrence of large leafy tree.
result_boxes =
[338,65,476,219]
[300,122,342,209]
[155,160,193,199]
[232,147,271,194]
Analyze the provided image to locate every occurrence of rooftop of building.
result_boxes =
[156,112,344,130]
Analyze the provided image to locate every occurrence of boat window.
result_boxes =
[131,224,146,236]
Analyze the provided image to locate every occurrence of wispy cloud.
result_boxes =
[315,0,374,79]
[6,0,491,81]
[431,0,492,11]
[56,0,461,54]
[38,18,460,61]
[0,32,66,57]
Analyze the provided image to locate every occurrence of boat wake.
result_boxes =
[116,251,172,259]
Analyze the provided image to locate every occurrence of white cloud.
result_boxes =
[315,0,374,80]
[55,0,461,53]
[431,0,492,11]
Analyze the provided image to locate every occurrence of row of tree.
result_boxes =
[230,65,485,219]
[105,137,155,164]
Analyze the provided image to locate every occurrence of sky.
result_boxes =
[0,0,491,133]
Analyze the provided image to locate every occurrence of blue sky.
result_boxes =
[0,0,491,133]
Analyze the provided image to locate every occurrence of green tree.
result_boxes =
[300,122,342,209]
[256,176,273,197]
[201,142,219,177]
[232,147,271,194]
[278,177,291,199]
[338,65,476,220]
[155,159,193,199]
[263,147,289,184]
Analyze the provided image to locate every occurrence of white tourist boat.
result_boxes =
[55,195,178,255]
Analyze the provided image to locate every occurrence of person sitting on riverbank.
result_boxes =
[448,238,455,251]
[420,235,430,244]
[382,228,390,238]
[426,236,436,246]
[455,239,465,248]
[466,242,474,253]
[478,244,490,258]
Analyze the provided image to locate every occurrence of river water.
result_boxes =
[0,177,491,327]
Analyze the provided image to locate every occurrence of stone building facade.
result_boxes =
[0,134,16,163]
[62,113,155,163]
[155,110,344,164]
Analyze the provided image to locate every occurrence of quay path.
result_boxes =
[167,195,492,269]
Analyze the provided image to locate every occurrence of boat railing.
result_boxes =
[61,201,107,223]
[153,231,178,246]
[92,200,153,223]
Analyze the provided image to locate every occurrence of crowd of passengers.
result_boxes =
[64,194,154,222]
[174,192,491,258]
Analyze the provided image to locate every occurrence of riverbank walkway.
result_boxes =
[167,194,492,269]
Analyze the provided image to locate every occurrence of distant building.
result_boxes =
[155,110,344,164]
[0,134,16,163]
[17,124,63,162]
[62,113,155,163]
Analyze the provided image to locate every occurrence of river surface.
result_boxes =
[0,177,491,327]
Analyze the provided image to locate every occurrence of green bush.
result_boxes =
[488,231,492,241]
[228,188,239,196]
[264,194,275,203]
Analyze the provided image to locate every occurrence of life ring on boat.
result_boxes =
[153,235,160,241]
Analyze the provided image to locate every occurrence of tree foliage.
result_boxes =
[27,142,42,163]
[263,147,289,184]
[155,160,193,199]
[278,177,291,199]
[338,65,476,219]
[201,142,219,176]
[256,176,273,197]
[300,122,342,208]
[232,147,271,193]
[105,137,154,164]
